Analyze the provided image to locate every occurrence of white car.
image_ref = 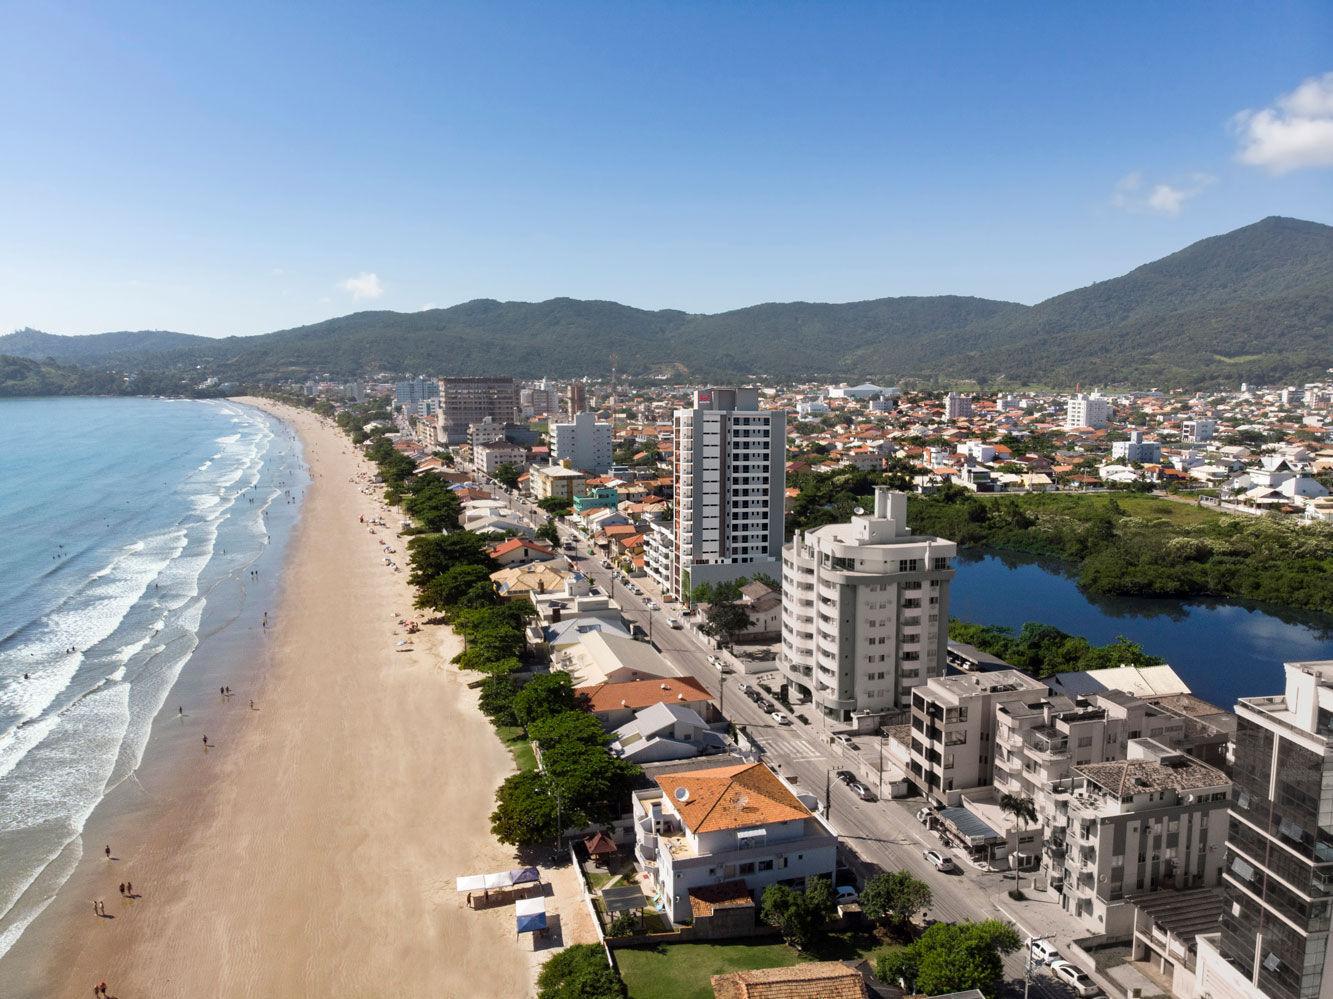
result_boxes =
[668,618,683,629]
[737,682,750,692]
[923,849,955,872]
[1030,938,1061,965]
[771,711,791,726]
[835,885,858,904]
[1049,961,1100,997]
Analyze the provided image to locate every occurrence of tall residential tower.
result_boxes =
[661,387,785,601]
[779,487,956,723]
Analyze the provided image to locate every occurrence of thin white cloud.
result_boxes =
[419,302,439,311]
[1111,171,1214,216]
[1233,71,1333,173]
[340,272,384,300]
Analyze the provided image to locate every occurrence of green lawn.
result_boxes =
[495,725,536,773]
[616,940,806,999]
[615,935,901,999]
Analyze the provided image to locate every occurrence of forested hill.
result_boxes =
[4,216,1331,388]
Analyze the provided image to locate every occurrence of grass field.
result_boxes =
[615,936,902,999]
[987,490,1224,527]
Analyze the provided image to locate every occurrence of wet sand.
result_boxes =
[3,400,532,998]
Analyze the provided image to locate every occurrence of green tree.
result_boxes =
[699,601,753,645]
[478,674,519,727]
[535,944,625,999]
[512,673,577,730]
[536,521,561,546]
[494,462,522,490]
[538,496,574,516]
[998,793,1037,897]
[491,770,562,846]
[528,710,610,751]
[415,563,494,613]
[401,477,462,532]
[760,877,837,952]
[878,919,1021,999]
[407,531,495,587]
[859,869,932,928]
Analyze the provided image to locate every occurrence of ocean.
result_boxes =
[0,396,306,960]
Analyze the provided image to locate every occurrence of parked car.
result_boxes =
[923,849,955,872]
[1049,961,1100,997]
[737,682,750,692]
[848,781,877,802]
[835,770,856,785]
[834,734,859,749]
[915,806,934,825]
[1030,938,1061,966]
[770,711,791,726]
[668,618,683,629]
[835,885,859,904]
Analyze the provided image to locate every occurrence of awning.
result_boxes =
[515,897,547,933]
[601,884,648,914]
[456,867,543,892]
[937,806,1003,846]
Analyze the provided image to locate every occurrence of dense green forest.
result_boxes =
[4,216,1330,388]
[948,619,1165,678]
[0,354,222,397]
[907,489,1333,613]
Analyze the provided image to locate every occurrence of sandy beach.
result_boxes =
[4,400,538,997]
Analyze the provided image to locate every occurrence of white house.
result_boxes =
[632,761,837,925]
[610,702,726,764]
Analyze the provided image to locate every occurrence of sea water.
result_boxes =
[0,396,305,960]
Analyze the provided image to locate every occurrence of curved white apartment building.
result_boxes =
[780,487,956,723]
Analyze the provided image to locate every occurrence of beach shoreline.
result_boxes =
[0,399,535,998]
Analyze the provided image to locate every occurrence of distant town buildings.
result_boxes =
[394,377,438,415]
[944,392,973,420]
[780,487,956,723]
[551,410,613,473]
[657,387,786,601]
[1066,392,1111,429]
[437,376,519,444]
[1111,430,1162,464]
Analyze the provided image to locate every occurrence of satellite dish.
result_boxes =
[853,506,865,516]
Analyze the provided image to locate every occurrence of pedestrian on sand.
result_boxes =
[127,881,133,897]
[118,883,124,896]
[202,735,208,747]
[104,845,110,860]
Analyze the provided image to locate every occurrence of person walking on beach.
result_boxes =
[104,845,111,860]
[118,883,125,896]
[202,735,208,748]
[126,881,133,897]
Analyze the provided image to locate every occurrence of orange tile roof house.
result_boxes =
[577,675,715,728]
[631,761,836,925]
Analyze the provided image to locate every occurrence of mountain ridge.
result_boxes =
[4,216,1330,388]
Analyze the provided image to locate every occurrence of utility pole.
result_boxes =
[825,768,832,824]
[878,733,885,798]
[1024,934,1052,999]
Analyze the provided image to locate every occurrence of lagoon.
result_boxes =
[948,549,1333,710]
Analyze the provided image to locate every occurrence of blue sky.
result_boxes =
[1,2,1330,337]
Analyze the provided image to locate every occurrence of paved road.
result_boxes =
[495,483,1089,998]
